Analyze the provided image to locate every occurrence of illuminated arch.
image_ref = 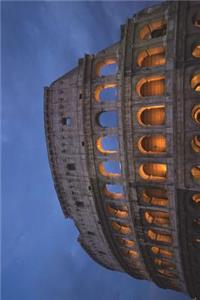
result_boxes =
[151,246,173,258]
[191,136,200,153]
[118,238,135,248]
[192,44,200,58]
[138,135,166,154]
[96,59,117,76]
[104,184,124,200]
[97,111,118,128]
[147,229,172,244]
[107,204,128,218]
[158,269,176,278]
[144,211,169,226]
[122,249,139,259]
[94,84,117,102]
[96,136,118,154]
[154,258,175,270]
[99,161,121,178]
[137,106,165,126]
[141,188,168,207]
[136,76,165,97]
[193,12,200,28]
[191,165,200,185]
[139,19,166,41]
[192,105,200,125]
[192,193,200,204]
[111,221,131,234]
[136,46,166,67]
[191,72,200,93]
[139,163,167,181]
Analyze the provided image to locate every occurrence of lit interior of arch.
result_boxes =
[192,193,200,204]
[104,183,124,199]
[136,46,166,67]
[106,203,128,218]
[141,188,168,206]
[191,72,200,92]
[94,84,117,102]
[99,161,121,177]
[191,135,200,153]
[147,229,172,244]
[139,19,167,41]
[138,135,166,153]
[151,246,173,258]
[96,136,119,154]
[139,163,167,181]
[137,105,166,126]
[144,211,169,226]
[96,59,117,76]
[191,165,200,185]
[118,238,135,247]
[111,221,131,234]
[192,104,200,125]
[122,249,139,258]
[136,75,165,97]
[192,44,200,58]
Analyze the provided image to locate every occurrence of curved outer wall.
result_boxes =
[44,1,200,298]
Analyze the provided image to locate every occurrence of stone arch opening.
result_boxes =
[136,46,166,67]
[144,211,169,226]
[111,221,131,234]
[137,106,165,126]
[104,184,124,199]
[122,249,139,258]
[141,188,168,207]
[139,163,167,181]
[94,84,117,102]
[138,135,166,154]
[96,59,117,76]
[191,135,200,153]
[192,105,200,125]
[96,136,118,154]
[106,203,128,218]
[193,12,200,28]
[158,269,175,278]
[147,229,172,244]
[192,43,200,58]
[99,161,121,177]
[154,258,175,270]
[136,76,165,97]
[97,111,118,128]
[139,19,167,41]
[191,72,200,93]
[191,165,200,185]
[118,238,135,247]
[151,246,173,258]
[192,193,200,204]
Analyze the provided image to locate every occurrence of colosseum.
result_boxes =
[44,1,200,298]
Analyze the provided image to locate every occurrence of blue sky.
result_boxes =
[2,2,190,300]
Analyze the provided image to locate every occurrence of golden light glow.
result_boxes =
[123,249,139,258]
[139,19,166,40]
[192,193,200,204]
[144,211,169,226]
[94,83,116,102]
[192,104,200,125]
[107,204,128,218]
[137,46,166,67]
[118,238,135,247]
[104,187,124,200]
[96,58,117,76]
[111,221,131,234]
[147,229,172,244]
[154,258,175,270]
[96,137,117,155]
[151,246,173,258]
[136,75,165,97]
[137,105,165,126]
[139,163,167,181]
[138,135,166,154]
[99,161,121,178]
[141,188,168,207]
[191,73,200,92]
[191,136,200,153]
[158,269,175,278]
[192,44,200,58]
[191,165,200,185]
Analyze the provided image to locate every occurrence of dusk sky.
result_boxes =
[2,2,190,300]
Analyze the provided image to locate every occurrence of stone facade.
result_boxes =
[44,1,200,298]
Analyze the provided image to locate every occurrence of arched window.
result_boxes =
[138,135,166,154]
[122,249,139,258]
[94,84,117,102]
[192,105,200,125]
[104,184,124,199]
[144,211,169,226]
[191,72,200,93]
[192,43,200,58]
[154,258,175,270]
[139,163,167,181]
[96,59,117,76]
[96,136,118,154]
[147,229,172,244]
[118,238,135,248]
[192,193,200,204]
[97,111,118,128]
[191,165,200,185]
[193,12,200,28]
[137,106,165,126]
[136,76,165,97]
[141,188,168,207]
[158,269,175,278]
[99,161,121,177]
[139,20,167,41]
[136,47,166,67]
[106,204,128,218]
[151,246,173,258]
[111,221,131,234]
[191,135,200,153]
